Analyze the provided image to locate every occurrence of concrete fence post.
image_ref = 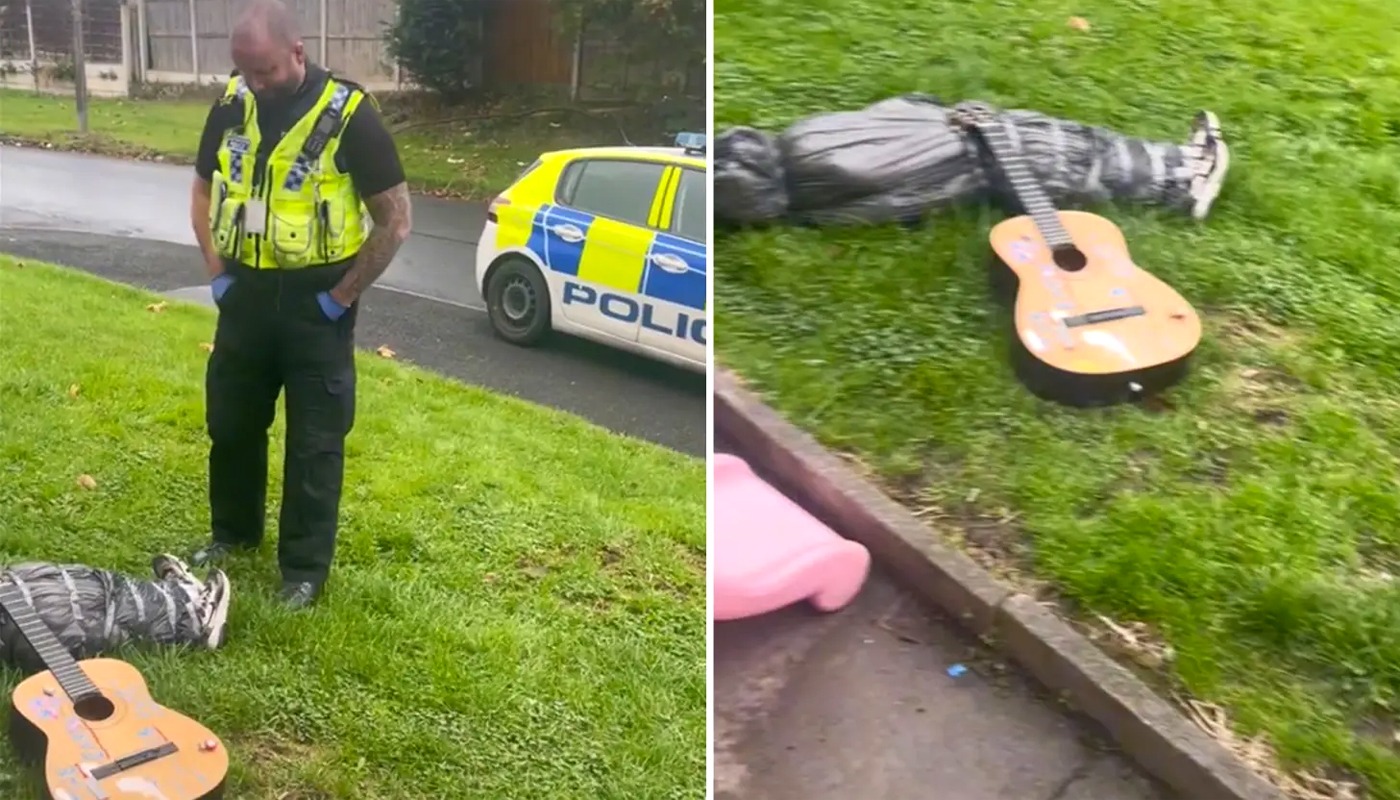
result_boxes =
[187,0,198,82]
[24,0,40,91]
[135,0,149,84]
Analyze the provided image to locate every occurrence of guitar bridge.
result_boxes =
[86,741,180,780]
[1062,306,1146,328]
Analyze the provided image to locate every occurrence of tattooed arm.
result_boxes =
[329,89,412,307]
[329,182,413,306]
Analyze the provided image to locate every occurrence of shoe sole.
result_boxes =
[1190,110,1227,221]
[1192,138,1229,221]
[202,570,232,650]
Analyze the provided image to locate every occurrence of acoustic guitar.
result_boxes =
[1,579,228,799]
[951,102,1202,407]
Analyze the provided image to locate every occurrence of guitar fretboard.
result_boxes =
[961,106,1074,250]
[0,579,102,701]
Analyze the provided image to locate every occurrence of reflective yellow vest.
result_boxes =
[209,74,371,269]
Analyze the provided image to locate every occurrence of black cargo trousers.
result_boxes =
[205,259,358,585]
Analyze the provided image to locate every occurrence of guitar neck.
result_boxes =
[0,579,101,701]
[975,119,1074,249]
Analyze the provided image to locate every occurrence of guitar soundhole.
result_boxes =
[74,695,116,722]
[1052,246,1088,272]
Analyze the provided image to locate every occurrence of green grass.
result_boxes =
[0,256,705,799]
[0,89,609,198]
[715,0,1400,795]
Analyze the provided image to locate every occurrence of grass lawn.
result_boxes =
[0,255,706,798]
[715,0,1400,796]
[0,89,621,199]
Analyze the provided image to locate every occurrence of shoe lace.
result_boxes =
[186,579,219,629]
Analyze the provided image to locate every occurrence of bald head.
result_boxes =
[231,0,306,99]
[233,0,300,47]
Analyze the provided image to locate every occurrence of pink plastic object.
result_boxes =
[713,452,872,621]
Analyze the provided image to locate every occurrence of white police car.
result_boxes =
[474,134,708,372]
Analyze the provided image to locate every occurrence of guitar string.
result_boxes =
[964,111,1074,248]
[1,582,100,698]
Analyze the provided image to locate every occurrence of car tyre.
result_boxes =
[485,257,552,346]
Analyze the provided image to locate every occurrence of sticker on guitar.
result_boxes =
[1010,237,1036,263]
[28,695,62,721]
[115,775,176,799]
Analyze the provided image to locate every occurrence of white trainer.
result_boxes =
[1187,110,1230,221]
[151,553,230,650]
[195,569,232,650]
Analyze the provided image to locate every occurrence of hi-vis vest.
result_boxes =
[209,74,370,269]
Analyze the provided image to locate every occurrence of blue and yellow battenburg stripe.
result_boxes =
[521,203,706,311]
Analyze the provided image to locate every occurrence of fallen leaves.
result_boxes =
[67,383,80,399]
[76,474,98,490]
[375,345,397,359]
[1068,15,1091,31]
[146,301,169,313]
[1093,613,1175,669]
[199,342,215,352]
[1183,699,1361,800]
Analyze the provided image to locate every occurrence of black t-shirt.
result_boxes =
[194,64,405,198]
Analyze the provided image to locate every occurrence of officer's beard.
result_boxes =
[254,62,306,104]
[255,80,299,103]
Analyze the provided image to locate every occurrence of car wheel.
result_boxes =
[485,257,552,346]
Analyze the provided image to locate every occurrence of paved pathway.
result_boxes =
[714,439,1174,799]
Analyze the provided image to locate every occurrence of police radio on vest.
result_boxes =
[562,282,707,345]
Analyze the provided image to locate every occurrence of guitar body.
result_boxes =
[8,658,228,800]
[988,210,1202,407]
[951,101,1204,407]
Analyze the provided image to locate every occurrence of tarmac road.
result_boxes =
[0,147,705,455]
[0,144,492,307]
[714,436,1176,800]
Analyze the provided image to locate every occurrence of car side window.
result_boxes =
[671,168,706,244]
[558,159,667,227]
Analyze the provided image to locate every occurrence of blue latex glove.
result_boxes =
[210,273,234,304]
[316,290,348,321]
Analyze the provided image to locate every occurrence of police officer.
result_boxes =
[187,0,412,608]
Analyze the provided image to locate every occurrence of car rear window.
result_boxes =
[671,167,706,244]
[558,159,667,227]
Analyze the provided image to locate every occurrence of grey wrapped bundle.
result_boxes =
[0,559,229,675]
[714,94,1199,227]
[713,126,791,225]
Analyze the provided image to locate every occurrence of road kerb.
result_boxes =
[713,368,1286,800]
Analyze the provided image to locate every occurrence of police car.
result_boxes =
[474,134,708,372]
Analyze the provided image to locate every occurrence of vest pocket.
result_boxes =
[311,175,356,262]
[210,180,243,258]
[318,199,351,261]
[270,201,317,266]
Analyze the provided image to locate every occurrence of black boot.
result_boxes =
[279,580,323,610]
[190,541,252,568]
